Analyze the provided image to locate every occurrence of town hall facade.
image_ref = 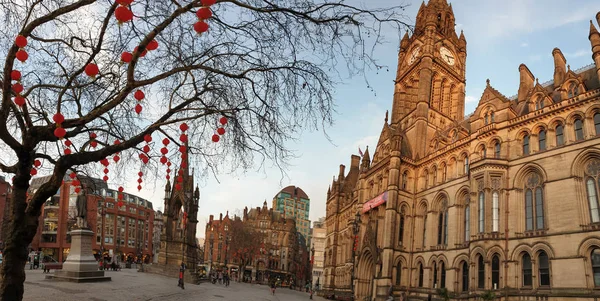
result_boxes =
[323,1,600,300]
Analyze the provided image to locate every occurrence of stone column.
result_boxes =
[48,229,110,282]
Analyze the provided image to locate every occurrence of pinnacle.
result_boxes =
[590,20,599,39]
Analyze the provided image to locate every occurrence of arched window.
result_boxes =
[442,164,447,182]
[538,251,550,286]
[424,170,429,188]
[592,249,600,287]
[418,263,424,287]
[477,254,485,289]
[440,261,446,288]
[491,112,495,123]
[478,192,485,233]
[398,208,406,245]
[437,212,444,245]
[525,174,545,231]
[494,141,501,158]
[437,201,448,246]
[523,134,530,155]
[492,192,499,232]
[492,255,500,289]
[395,261,402,285]
[538,129,546,151]
[555,124,564,146]
[480,145,487,158]
[568,82,579,98]
[464,204,470,242]
[595,113,600,136]
[461,261,469,292]
[574,118,584,141]
[464,156,469,175]
[432,167,437,185]
[585,160,600,223]
[522,253,532,287]
[484,114,488,125]
[433,262,438,288]
[422,215,427,249]
[402,171,408,190]
[443,209,448,245]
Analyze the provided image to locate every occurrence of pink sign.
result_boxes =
[362,191,388,213]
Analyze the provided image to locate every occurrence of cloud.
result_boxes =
[465,95,478,103]
[528,54,543,62]
[520,42,529,47]
[565,49,590,58]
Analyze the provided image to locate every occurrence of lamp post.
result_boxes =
[351,210,361,297]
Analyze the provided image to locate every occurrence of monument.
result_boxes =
[46,188,111,282]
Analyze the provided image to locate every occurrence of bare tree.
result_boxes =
[229,217,264,280]
[0,0,408,299]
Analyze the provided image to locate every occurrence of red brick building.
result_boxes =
[204,212,233,270]
[0,176,12,249]
[30,175,155,263]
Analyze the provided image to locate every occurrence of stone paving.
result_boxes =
[22,267,326,301]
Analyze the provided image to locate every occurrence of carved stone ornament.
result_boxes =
[586,159,600,177]
[526,173,540,188]
[491,177,501,190]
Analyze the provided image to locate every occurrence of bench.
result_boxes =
[43,262,63,271]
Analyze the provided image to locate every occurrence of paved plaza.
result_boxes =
[22,268,325,301]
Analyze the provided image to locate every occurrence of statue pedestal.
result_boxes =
[46,229,111,283]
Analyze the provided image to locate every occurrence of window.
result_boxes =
[442,164,447,182]
[574,119,584,141]
[492,255,500,289]
[555,124,564,146]
[422,215,427,249]
[437,212,443,245]
[586,160,600,223]
[433,262,438,288]
[494,142,501,158]
[484,115,488,125]
[462,261,469,292]
[464,204,470,242]
[418,263,424,287]
[424,170,429,188]
[478,192,485,233]
[568,82,579,98]
[538,251,550,286]
[491,112,495,123]
[443,210,448,245]
[525,174,545,231]
[538,130,546,151]
[477,255,485,289]
[464,157,469,174]
[433,167,437,185]
[492,192,499,232]
[595,113,600,136]
[592,249,600,286]
[398,209,405,245]
[523,134,530,155]
[402,171,408,190]
[436,205,449,246]
[522,253,532,287]
[480,145,487,158]
[396,262,402,285]
[440,261,446,288]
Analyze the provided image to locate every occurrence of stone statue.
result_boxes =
[76,188,88,229]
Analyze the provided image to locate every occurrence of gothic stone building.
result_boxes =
[323,1,600,300]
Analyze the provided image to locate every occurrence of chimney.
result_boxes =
[517,64,535,102]
[244,207,248,217]
[338,164,346,181]
[219,213,222,221]
[209,215,213,222]
[350,155,360,169]
[552,48,567,87]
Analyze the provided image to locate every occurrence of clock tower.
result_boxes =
[391,0,466,125]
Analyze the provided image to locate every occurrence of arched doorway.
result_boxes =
[355,251,375,300]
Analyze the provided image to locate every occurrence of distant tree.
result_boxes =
[229,218,265,280]
[0,1,408,300]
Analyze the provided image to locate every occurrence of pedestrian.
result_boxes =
[178,261,186,289]
[309,289,313,299]
[270,280,276,295]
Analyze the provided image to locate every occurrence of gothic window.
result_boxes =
[491,112,495,123]
[523,134,530,155]
[568,82,579,98]
[525,173,545,231]
[396,262,402,285]
[418,263,424,287]
[574,118,584,141]
[522,253,533,287]
[464,204,470,242]
[555,124,564,146]
[433,262,438,288]
[477,254,485,289]
[538,251,550,287]
[595,113,600,136]
[443,209,448,245]
[433,167,438,185]
[478,192,485,233]
[424,170,429,188]
[402,171,408,190]
[538,129,546,151]
[422,215,428,249]
[436,203,449,246]
[484,115,488,125]
[398,208,406,245]
[440,261,446,288]
[461,261,469,292]
[437,211,444,245]
[492,255,500,289]
[480,145,486,158]
[592,249,600,287]
[492,192,499,232]
[464,156,469,175]
[585,160,600,223]
[494,141,501,158]
[442,164,447,182]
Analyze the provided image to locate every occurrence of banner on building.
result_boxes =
[361,191,388,214]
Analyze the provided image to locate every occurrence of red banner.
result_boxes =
[362,191,388,214]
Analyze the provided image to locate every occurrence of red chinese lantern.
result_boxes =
[135,103,142,114]
[34,159,41,167]
[147,39,159,51]
[166,175,170,180]
[141,156,149,164]
[137,178,143,183]
[113,155,120,163]
[217,127,225,135]
[103,168,109,174]
[160,156,168,164]
[144,134,152,143]
[134,90,145,101]
[137,185,142,191]
[54,127,66,139]
[175,183,181,190]
[118,186,124,192]
[15,50,28,63]
[219,116,228,125]
[103,175,108,181]
[162,138,170,145]
[179,123,189,132]
[138,171,143,177]
[160,147,168,155]
[134,46,147,57]
[201,0,217,6]
[84,63,99,77]
[15,35,27,48]
[13,96,25,107]
[53,113,65,124]
[30,168,37,176]
[181,161,188,168]
[143,145,150,153]
[116,0,134,5]
[121,52,133,63]
[74,187,81,193]
[70,172,77,179]
[178,170,184,176]
[115,6,133,23]
[211,134,220,142]
[193,21,209,34]
[179,145,186,153]
[179,134,188,143]
[114,139,121,145]
[196,8,212,20]
[11,70,21,81]
[12,83,23,94]
[64,148,72,155]
[64,140,72,147]
[90,132,97,139]
[90,140,98,148]
[100,158,110,166]
[181,152,187,159]
[167,161,172,167]
[166,168,171,173]
[117,200,124,207]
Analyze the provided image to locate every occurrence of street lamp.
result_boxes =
[351,210,361,296]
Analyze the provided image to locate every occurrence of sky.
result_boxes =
[183,0,600,238]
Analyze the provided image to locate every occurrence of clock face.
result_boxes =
[408,47,420,65]
[440,47,455,66]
